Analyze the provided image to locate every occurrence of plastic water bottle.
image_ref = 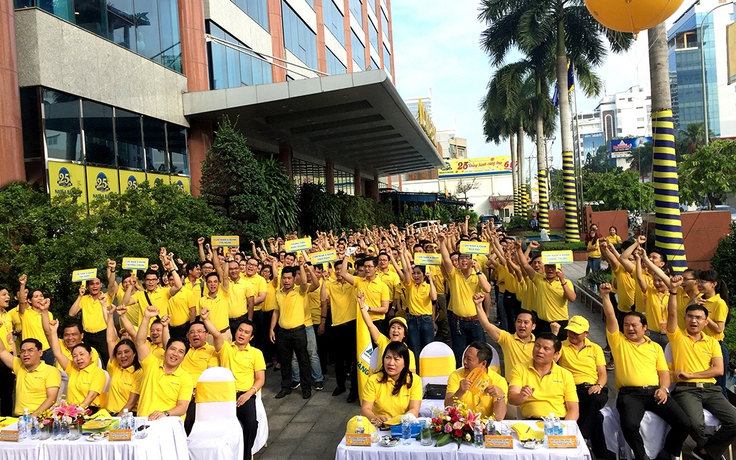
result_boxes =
[543,413,554,437]
[17,408,28,439]
[401,419,411,445]
[355,416,364,434]
[29,417,40,440]
[120,409,130,430]
[473,422,484,448]
[52,415,61,440]
[553,417,563,436]
[60,418,70,439]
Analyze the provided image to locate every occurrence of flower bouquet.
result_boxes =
[429,402,494,447]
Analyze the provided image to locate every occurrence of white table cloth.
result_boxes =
[335,436,458,460]
[0,417,188,460]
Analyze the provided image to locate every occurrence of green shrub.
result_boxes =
[710,222,736,363]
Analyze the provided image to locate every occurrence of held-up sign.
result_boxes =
[285,237,312,252]
[122,258,149,270]
[459,241,490,255]
[211,236,240,248]
[414,253,442,266]
[72,268,98,282]
[309,250,338,265]
[540,250,574,265]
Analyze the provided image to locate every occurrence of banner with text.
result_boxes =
[438,156,512,178]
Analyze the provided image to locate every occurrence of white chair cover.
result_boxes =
[252,391,269,454]
[486,342,501,375]
[600,400,670,459]
[187,367,244,460]
[58,370,69,402]
[418,342,455,392]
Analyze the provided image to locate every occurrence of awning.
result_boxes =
[182,70,443,176]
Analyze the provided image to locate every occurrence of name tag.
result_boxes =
[484,435,513,448]
[0,431,19,442]
[108,429,132,441]
[345,434,371,446]
[548,435,578,448]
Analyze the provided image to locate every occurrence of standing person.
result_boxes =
[634,249,670,349]
[104,304,142,415]
[226,259,256,336]
[694,270,730,396]
[0,285,14,415]
[0,336,60,416]
[241,256,268,353]
[600,283,691,460]
[290,260,323,392]
[260,258,279,370]
[444,341,507,419]
[586,229,601,275]
[606,226,622,246]
[424,244,451,346]
[396,246,437,356]
[168,285,196,341]
[199,251,232,343]
[122,250,183,327]
[340,255,390,335]
[358,293,417,373]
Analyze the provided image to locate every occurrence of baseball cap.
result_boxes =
[389,316,408,329]
[565,315,589,334]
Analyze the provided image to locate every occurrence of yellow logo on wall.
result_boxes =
[127,175,138,189]
[57,167,73,188]
[48,161,87,205]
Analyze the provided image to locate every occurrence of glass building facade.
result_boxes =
[207,22,273,90]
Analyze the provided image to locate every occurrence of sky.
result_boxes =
[391,0,693,169]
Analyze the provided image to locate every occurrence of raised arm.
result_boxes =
[639,249,673,291]
[104,300,119,363]
[398,246,412,284]
[42,305,68,370]
[198,237,207,262]
[619,236,645,274]
[557,269,576,302]
[666,276,682,334]
[634,252,648,293]
[340,254,355,285]
[200,307,224,352]
[516,241,536,279]
[68,283,87,316]
[17,274,28,314]
[106,259,118,297]
[135,306,159,362]
[473,259,492,293]
[438,232,454,274]
[473,292,501,342]
[599,283,618,334]
[357,292,382,344]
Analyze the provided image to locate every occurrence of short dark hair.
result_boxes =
[166,337,190,351]
[281,266,298,277]
[535,332,561,352]
[143,269,160,279]
[685,304,709,318]
[201,261,214,269]
[70,342,93,355]
[187,320,207,333]
[235,318,255,336]
[63,321,83,335]
[186,262,201,275]
[362,257,378,267]
[20,338,43,351]
[205,272,220,282]
[467,341,493,368]
[516,309,537,324]
[624,311,647,327]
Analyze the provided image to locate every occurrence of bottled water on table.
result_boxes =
[17,408,29,439]
[473,422,484,448]
[354,416,364,434]
[401,419,411,445]
[60,418,70,439]
[52,416,61,440]
[29,417,40,440]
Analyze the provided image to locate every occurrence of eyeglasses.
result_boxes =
[685,314,706,321]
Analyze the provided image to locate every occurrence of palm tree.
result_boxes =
[479,0,633,241]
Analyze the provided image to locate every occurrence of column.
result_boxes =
[353,168,362,196]
[0,0,25,186]
[279,147,293,179]
[314,0,327,74]
[268,0,286,82]
[325,160,334,194]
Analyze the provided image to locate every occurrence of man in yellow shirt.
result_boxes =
[0,337,60,416]
[57,321,100,370]
[341,256,390,334]
[508,332,578,420]
[226,260,255,335]
[0,286,14,415]
[240,257,268,352]
[601,283,691,460]
[665,277,736,460]
[199,254,232,343]
[445,341,507,419]
[167,287,196,340]
[553,316,607,459]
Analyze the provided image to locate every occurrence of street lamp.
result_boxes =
[700,0,734,145]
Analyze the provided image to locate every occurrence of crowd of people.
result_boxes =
[0,218,734,460]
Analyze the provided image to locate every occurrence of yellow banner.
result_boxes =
[147,173,170,187]
[72,268,98,282]
[122,258,149,270]
[414,253,441,266]
[438,156,512,177]
[459,241,490,255]
[212,236,240,248]
[171,176,191,194]
[86,166,119,201]
[119,170,147,192]
[541,250,574,265]
[309,250,338,265]
[285,237,312,252]
[48,161,87,205]
[356,308,372,404]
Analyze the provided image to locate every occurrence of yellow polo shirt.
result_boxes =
[227,278,255,319]
[446,367,508,418]
[198,288,230,332]
[675,287,701,331]
[644,289,669,332]
[447,268,483,317]
[242,274,268,311]
[132,288,172,325]
[325,280,356,326]
[496,331,535,378]
[78,294,113,334]
[606,235,622,245]
[634,271,652,313]
[106,359,143,413]
[428,265,446,296]
[0,310,11,351]
[702,294,728,341]
[262,282,277,313]
[374,335,416,373]
[614,265,637,312]
[182,277,204,310]
[607,330,668,389]
[353,277,390,321]
[57,344,99,371]
[587,239,601,259]
[502,264,518,295]
[20,308,52,350]
[275,288,309,330]
[508,360,578,419]
[137,354,193,418]
[494,264,508,294]
[666,327,722,384]
[378,270,402,301]
[116,286,140,326]
[218,343,266,392]
[532,273,568,322]
[149,342,165,360]
[64,362,106,407]
[13,358,61,416]
[181,343,219,384]
[168,289,194,327]
[403,280,433,316]
[557,338,605,385]
[308,279,323,326]
[363,372,423,418]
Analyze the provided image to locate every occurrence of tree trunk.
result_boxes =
[536,114,549,230]
[518,126,526,217]
[556,15,579,242]
[648,22,687,272]
[510,133,518,216]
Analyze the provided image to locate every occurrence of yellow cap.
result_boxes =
[346,415,376,434]
[565,315,590,334]
[389,316,408,330]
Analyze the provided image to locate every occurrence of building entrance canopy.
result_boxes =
[183,70,443,176]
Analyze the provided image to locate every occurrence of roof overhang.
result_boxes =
[182,71,443,176]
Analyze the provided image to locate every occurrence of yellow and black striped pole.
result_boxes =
[538,169,549,230]
[652,110,687,272]
[524,184,531,214]
[562,150,580,241]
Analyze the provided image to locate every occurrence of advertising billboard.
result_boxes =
[582,132,606,157]
[609,136,652,157]
[438,156,512,178]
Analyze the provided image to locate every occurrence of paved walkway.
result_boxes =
[253,261,727,460]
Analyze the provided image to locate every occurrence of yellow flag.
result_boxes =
[356,302,372,403]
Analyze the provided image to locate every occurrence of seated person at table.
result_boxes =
[0,337,60,416]
[357,293,416,373]
[508,332,579,420]
[44,311,106,411]
[104,304,143,415]
[56,321,100,371]
[135,306,193,421]
[445,341,508,419]
[361,341,422,427]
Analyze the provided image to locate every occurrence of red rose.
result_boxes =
[451,416,459,423]
[454,429,463,438]
[434,426,441,432]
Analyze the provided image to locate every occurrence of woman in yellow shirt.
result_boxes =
[695,269,730,394]
[605,226,622,246]
[104,304,143,415]
[586,229,601,275]
[361,341,422,426]
[397,246,437,357]
[634,250,670,349]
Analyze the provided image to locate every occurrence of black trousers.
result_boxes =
[168,322,190,341]
[236,392,258,460]
[277,325,312,391]
[576,383,608,458]
[331,320,357,394]
[251,310,265,354]
[316,311,331,374]
[617,387,692,460]
[0,360,15,416]
[502,291,521,333]
[184,394,196,435]
[84,329,109,367]
[261,311,277,363]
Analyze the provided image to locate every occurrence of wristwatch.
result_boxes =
[476,271,483,276]
[366,306,372,312]
[164,410,170,417]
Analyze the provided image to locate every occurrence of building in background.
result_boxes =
[1,0,441,203]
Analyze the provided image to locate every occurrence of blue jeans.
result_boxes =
[497,291,507,332]
[406,313,434,359]
[292,326,324,383]
[449,315,485,368]
[586,257,601,275]
[717,341,730,397]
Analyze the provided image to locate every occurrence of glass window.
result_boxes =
[74,0,108,37]
[207,21,273,90]
[370,57,378,71]
[282,1,317,69]
[324,0,345,46]
[42,89,83,162]
[335,169,353,194]
[82,100,115,166]
[232,0,269,31]
[351,31,365,70]
[381,8,388,33]
[369,18,378,50]
[367,0,374,14]
[168,124,188,175]
[115,109,144,170]
[143,116,168,173]
[383,44,391,73]
[326,47,346,75]
[349,0,362,28]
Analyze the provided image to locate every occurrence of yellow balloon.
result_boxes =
[584,0,685,34]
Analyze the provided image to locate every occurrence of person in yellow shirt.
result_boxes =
[361,341,422,427]
[358,294,417,374]
[0,285,14,415]
[423,243,451,346]
[135,305,193,421]
[115,272,142,327]
[204,315,265,460]
[104,303,142,415]
[290,261,323,391]
[397,246,437,356]
[585,229,601,275]
[552,316,607,459]
[665,276,736,460]
[226,260,255,335]
[694,270,731,395]
[199,253,233,343]
[45,314,106,410]
[259,258,280,369]
[240,257,268,352]
[507,332,578,420]
[0,337,60,416]
[18,281,55,366]
[123,250,183,326]
[600,283,691,460]
[606,226,622,246]
[167,286,196,340]
[376,252,401,314]
[601,241,638,329]
[340,255,390,335]
[444,341,507,419]
[633,249,671,349]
